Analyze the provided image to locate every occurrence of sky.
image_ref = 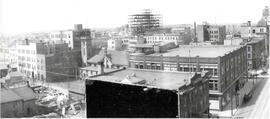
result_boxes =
[0,0,269,35]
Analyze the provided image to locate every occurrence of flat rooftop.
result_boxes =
[89,69,195,90]
[80,66,118,73]
[149,45,242,57]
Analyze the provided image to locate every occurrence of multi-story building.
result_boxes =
[16,39,79,82]
[50,24,92,66]
[144,33,181,45]
[129,9,162,36]
[196,24,226,44]
[50,30,75,50]
[240,6,269,57]
[86,68,210,118]
[129,45,247,111]
[246,38,265,71]
[0,44,9,65]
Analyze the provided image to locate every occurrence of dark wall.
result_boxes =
[86,80,178,118]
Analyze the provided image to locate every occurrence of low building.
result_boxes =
[86,69,210,118]
[129,45,248,111]
[0,64,8,78]
[80,49,129,80]
[1,83,37,118]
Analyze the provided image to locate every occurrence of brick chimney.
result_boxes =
[97,63,104,75]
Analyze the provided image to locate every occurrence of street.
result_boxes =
[234,75,269,118]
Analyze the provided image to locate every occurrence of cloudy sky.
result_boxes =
[0,0,269,35]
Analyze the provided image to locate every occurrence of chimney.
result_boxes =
[97,63,104,75]
[25,38,29,45]
[26,81,30,87]
[247,21,251,26]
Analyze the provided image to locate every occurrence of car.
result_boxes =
[243,93,252,103]
[261,71,268,75]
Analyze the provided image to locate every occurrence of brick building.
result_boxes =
[128,45,247,111]
[196,24,226,44]
[86,69,210,118]
[246,38,266,70]
[16,40,80,82]
[49,24,92,66]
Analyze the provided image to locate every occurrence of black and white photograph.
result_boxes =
[0,0,269,118]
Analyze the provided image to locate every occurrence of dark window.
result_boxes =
[252,29,256,33]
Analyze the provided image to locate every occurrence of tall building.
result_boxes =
[129,9,162,36]
[196,24,226,44]
[73,24,92,66]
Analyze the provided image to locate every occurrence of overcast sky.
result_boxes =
[0,0,269,35]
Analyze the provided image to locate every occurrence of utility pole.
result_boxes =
[177,90,181,118]
[231,89,233,116]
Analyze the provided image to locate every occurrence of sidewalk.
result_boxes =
[210,80,255,117]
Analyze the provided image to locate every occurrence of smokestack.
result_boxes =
[194,22,197,42]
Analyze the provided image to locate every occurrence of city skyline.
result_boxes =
[0,0,269,35]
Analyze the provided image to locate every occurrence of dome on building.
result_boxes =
[257,18,267,27]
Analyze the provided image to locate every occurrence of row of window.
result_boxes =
[18,62,44,71]
[134,63,218,76]
[209,30,218,34]
[51,33,71,39]
[146,36,179,40]
[210,35,218,39]
[17,49,36,54]
[18,56,44,64]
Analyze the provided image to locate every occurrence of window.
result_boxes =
[247,46,251,52]
[248,54,251,59]
[252,29,256,33]
[214,68,218,76]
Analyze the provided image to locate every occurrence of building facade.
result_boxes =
[128,45,247,111]
[50,24,92,66]
[144,33,181,45]
[246,38,265,70]
[80,49,129,80]
[107,39,123,51]
[1,82,37,118]
[16,40,79,82]
[86,69,210,118]
[196,24,226,44]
